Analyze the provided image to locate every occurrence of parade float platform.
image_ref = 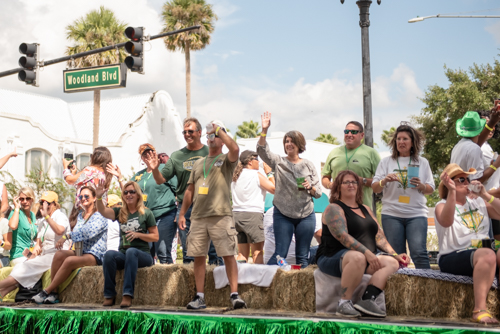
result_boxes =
[0,264,498,333]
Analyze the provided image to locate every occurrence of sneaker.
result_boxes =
[187,295,206,309]
[230,294,247,309]
[354,298,386,318]
[44,292,59,304]
[32,290,49,304]
[336,300,361,318]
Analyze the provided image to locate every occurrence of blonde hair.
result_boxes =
[119,181,145,224]
[19,186,35,211]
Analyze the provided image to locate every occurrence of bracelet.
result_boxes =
[267,172,274,178]
[15,208,19,212]
[260,133,266,137]
[491,165,497,171]
[489,195,495,204]
[379,180,384,188]
[118,177,125,182]
[97,197,103,201]
[392,253,398,256]
[62,235,66,240]
[45,215,50,220]
[485,124,494,131]
[0,241,4,248]
[215,127,221,136]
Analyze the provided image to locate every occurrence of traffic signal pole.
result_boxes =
[0,25,200,79]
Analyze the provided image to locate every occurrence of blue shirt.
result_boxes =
[70,211,108,262]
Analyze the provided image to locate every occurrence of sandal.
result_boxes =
[471,310,499,325]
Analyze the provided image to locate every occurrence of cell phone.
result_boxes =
[64,153,74,168]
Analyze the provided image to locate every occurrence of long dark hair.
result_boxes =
[389,123,424,163]
[69,186,97,229]
[90,147,113,188]
[329,170,364,206]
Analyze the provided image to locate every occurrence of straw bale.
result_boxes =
[271,266,316,312]
[60,266,105,304]
[385,274,500,319]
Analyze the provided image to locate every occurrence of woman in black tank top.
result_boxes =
[316,171,410,318]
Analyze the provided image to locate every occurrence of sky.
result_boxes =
[1,0,500,153]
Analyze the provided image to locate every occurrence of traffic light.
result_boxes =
[124,27,145,74]
[18,43,39,86]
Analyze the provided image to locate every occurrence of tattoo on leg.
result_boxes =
[340,286,347,298]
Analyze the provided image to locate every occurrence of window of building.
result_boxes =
[76,153,91,170]
[25,149,51,174]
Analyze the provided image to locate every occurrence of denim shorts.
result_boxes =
[439,249,475,277]
[317,249,349,277]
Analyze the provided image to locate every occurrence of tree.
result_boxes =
[381,127,396,147]
[162,0,218,118]
[235,120,261,139]
[315,133,340,145]
[66,6,128,149]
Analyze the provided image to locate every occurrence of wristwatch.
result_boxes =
[363,178,367,185]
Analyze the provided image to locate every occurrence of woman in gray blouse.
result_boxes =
[257,111,322,267]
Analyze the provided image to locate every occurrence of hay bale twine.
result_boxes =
[386,274,500,319]
[271,266,316,312]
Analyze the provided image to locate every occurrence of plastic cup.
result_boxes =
[122,234,131,248]
[291,265,301,270]
[296,177,305,189]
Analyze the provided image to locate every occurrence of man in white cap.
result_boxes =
[178,120,246,310]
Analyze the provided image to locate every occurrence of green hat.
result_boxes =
[456,111,486,137]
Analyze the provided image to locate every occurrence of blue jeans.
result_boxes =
[268,207,315,267]
[381,214,430,269]
[103,248,153,298]
[177,202,222,265]
[150,208,177,264]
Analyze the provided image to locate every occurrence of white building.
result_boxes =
[0,89,186,184]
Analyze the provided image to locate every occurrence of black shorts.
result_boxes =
[439,249,475,277]
[492,219,500,236]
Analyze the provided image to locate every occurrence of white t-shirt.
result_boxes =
[37,209,71,255]
[107,220,120,251]
[0,217,11,257]
[450,138,484,180]
[231,169,266,213]
[481,142,500,190]
[373,156,435,218]
[435,197,491,260]
[263,207,322,264]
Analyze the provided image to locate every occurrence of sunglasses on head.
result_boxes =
[78,194,91,201]
[19,197,32,202]
[344,130,360,135]
[123,190,137,195]
[342,181,358,186]
[182,130,195,135]
[453,176,470,184]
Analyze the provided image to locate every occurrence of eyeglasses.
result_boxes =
[123,190,137,195]
[342,181,359,186]
[453,176,470,184]
[182,130,195,135]
[19,197,32,202]
[344,130,360,135]
[78,195,91,201]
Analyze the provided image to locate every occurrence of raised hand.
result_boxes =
[261,111,271,131]
[95,179,107,199]
[263,162,272,175]
[440,172,456,192]
[40,201,49,217]
[62,158,74,170]
[10,147,17,158]
[143,151,159,170]
[106,163,122,179]
[13,196,20,209]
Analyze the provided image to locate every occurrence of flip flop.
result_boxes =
[471,310,498,325]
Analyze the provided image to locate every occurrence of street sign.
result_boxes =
[63,63,127,93]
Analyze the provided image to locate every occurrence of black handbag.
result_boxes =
[15,278,43,302]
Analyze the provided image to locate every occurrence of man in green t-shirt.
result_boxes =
[321,121,381,208]
[146,117,219,264]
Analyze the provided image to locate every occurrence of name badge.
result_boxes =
[198,186,209,195]
[142,194,148,202]
[398,195,410,204]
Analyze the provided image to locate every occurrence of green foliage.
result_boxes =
[315,133,341,145]
[66,6,128,68]
[381,127,396,147]
[235,120,261,139]
[426,232,439,251]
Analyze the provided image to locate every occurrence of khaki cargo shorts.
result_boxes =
[233,211,264,244]
[186,215,238,257]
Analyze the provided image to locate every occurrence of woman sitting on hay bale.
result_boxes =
[96,181,158,308]
[32,186,109,304]
[435,163,500,325]
[316,170,409,318]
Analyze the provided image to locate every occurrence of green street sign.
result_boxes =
[63,63,127,93]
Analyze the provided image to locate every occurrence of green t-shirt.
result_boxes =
[160,146,209,202]
[132,164,177,218]
[8,210,37,260]
[113,207,156,254]
[321,144,381,207]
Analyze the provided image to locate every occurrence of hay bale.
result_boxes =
[271,266,316,312]
[60,266,104,304]
[386,274,500,319]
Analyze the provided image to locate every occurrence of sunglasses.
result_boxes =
[123,190,137,195]
[342,181,358,186]
[19,197,32,202]
[344,130,360,135]
[182,130,195,135]
[78,194,91,201]
[39,200,53,205]
[453,176,470,184]
[206,133,216,141]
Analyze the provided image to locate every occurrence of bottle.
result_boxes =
[276,255,291,271]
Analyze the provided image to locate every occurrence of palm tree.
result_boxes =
[236,120,261,139]
[66,6,128,149]
[162,0,218,118]
[315,133,341,145]
[381,127,396,147]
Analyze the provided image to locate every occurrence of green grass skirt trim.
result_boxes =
[0,307,483,334]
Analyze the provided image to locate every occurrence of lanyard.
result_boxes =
[455,199,478,232]
[345,146,361,170]
[142,172,153,192]
[203,154,222,184]
[396,157,411,189]
[40,222,50,244]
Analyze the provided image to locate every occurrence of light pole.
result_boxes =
[341,0,381,148]
[409,14,500,23]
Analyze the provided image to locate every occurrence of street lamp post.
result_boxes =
[341,0,381,148]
